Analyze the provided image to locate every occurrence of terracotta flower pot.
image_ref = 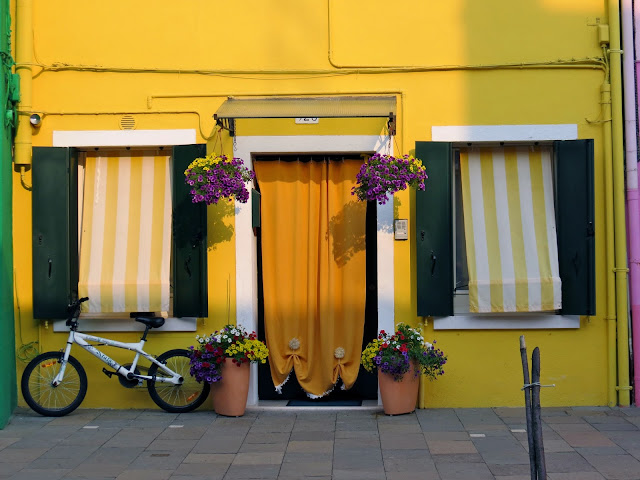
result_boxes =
[378,361,420,415]
[212,358,250,417]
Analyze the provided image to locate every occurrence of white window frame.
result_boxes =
[233,135,395,405]
[52,129,198,332]
[431,125,580,330]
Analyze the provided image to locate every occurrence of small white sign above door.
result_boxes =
[295,118,319,124]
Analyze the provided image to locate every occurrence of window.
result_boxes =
[416,140,595,322]
[31,145,208,320]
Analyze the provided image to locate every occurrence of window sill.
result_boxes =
[432,314,580,330]
[53,317,198,333]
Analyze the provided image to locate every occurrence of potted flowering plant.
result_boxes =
[189,325,268,416]
[352,153,427,205]
[184,153,255,205]
[361,323,446,415]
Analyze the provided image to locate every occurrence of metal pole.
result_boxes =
[531,347,547,479]
[520,335,537,480]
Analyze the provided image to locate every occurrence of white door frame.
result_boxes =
[233,135,395,404]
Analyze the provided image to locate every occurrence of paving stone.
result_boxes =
[146,439,198,451]
[558,431,617,447]
[423,431,470,441]
[222,464,280,479]
[67,462,130,477]
[0,447,48,462]
[6,467,71,479]
[493,476,531,480]
[332,469,386,480]
[593,423,639,431]
[436,461,495,479]
[288,430,333,441]
[192,435,245,454]
[115,469,173,480]
[278,460,331,476]
[182,453,235,464]
[127,450,187,469]
[0,462,27,477]
[544,415,588,424]
[238,442,287,453]
[549,422,598,433]
[472,436,529,465]
[173,462,228,478]
[385,472,442,480]
[416,409,465,432]
[583,453,640,479]
[380,433,428,450]
[547,473,606,480]
[0,438,19,450]
[156,426,208,440]
[81,447,145,465]
[431,453,484,463]
[333,450,383,470]
[232,452,284,465]
[334,430,379,439]
[102,428,164,448]
[378,423,422,434]
[59,427,121,447]
[487,463,532,476]
[243,432,290,444]
[574,445,629,455]
[282,452,333,463]
[285,440,333,454]
[382,449,437,473]
[545,452,597,473]
[529,438,573,453]
[426,440,477,454]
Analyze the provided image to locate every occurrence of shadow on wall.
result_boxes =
[328,200,367,267]
[207,200,235,250]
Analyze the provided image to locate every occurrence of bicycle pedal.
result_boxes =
[102,367,117,378]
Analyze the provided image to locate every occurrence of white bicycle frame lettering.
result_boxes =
[52,330,183,387]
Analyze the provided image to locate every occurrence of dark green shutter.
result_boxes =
[251,189,261,229]
[172,145,208,317]
[554,139,595,315]
[32,147,78,319]
[415,142,453,316]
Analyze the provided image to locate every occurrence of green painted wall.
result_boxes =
[0,0,16,429]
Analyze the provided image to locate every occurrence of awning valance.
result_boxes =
[213,96,397,136]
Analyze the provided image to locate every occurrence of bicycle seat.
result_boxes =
[135,317,165,329]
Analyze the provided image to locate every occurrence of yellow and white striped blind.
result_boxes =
[78,151,172,313]
[460,146,561,313]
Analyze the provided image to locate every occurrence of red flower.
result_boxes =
[202,362,210,368]
[205,343,214,352]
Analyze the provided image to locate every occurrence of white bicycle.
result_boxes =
[21,297,210,416]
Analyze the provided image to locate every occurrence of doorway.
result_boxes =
[254,154,378,401]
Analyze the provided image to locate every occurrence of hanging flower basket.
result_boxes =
[352,153,427,205]
[184,153,255,205]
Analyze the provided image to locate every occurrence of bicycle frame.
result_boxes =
[52,330,183,387]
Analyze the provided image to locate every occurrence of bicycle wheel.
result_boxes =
[147,349,210,413]
[21,352,87,417]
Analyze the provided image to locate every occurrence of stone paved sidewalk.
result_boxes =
[1,406,640,479]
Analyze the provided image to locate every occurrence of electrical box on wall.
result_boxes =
[394,219,408,240]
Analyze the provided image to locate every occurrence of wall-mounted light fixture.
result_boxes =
[29,113,42,127]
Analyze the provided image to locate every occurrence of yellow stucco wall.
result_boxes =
[13,0,612,409]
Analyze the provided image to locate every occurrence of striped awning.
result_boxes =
[459,146,561,313]
[78,151,172,313]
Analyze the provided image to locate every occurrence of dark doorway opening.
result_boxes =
[254,154,378,401]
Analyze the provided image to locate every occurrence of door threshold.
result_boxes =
[247,399,381,412]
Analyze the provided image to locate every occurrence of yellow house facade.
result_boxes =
[13,0,630,410]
